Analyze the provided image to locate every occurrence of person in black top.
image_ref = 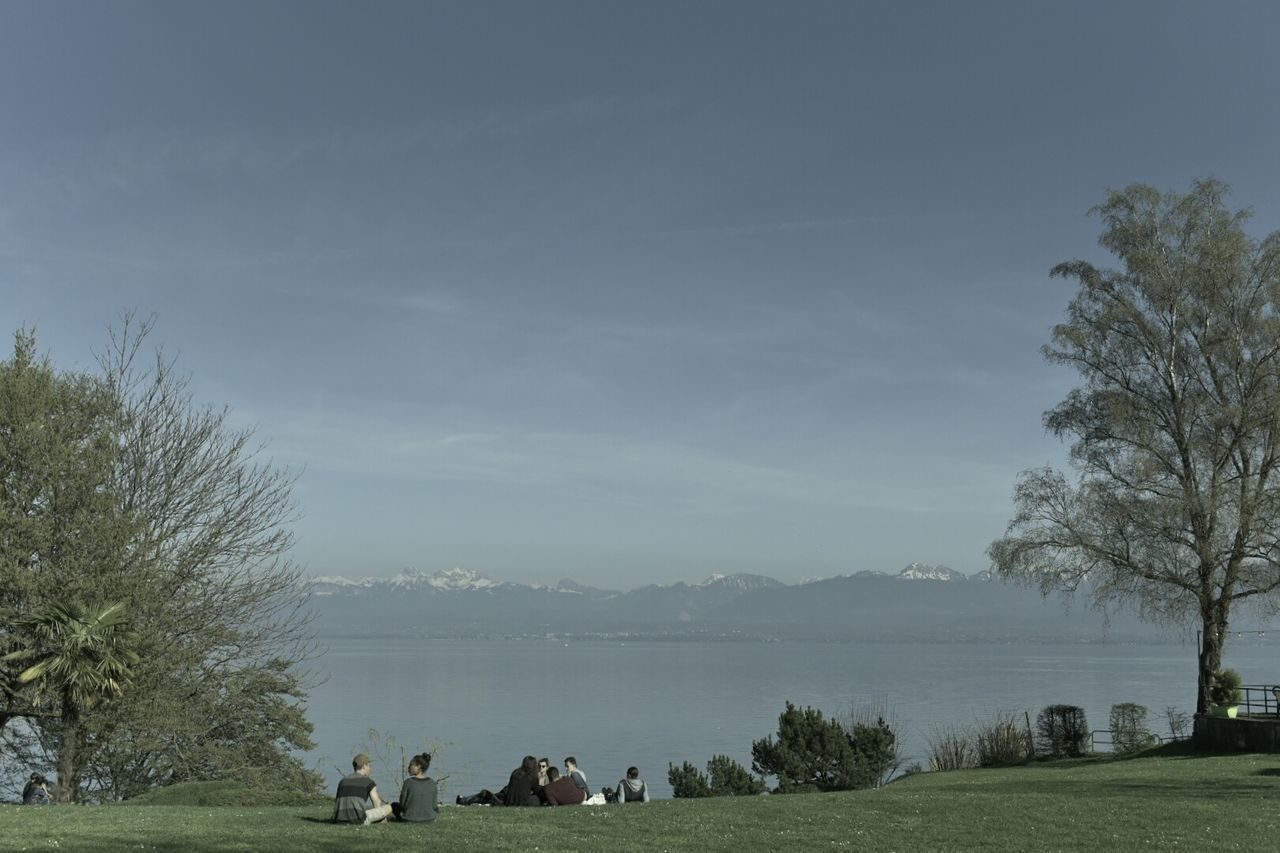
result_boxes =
[22,773,51,805]
[503,755,541,807]
[616,766,649,803]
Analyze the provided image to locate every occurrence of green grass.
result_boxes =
[123,780,330,808]
[4,750,1280,852]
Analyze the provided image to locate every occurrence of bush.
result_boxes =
[927,724,978,772]
[851,717,898,788]
[707,755,765,796]
[670,756,764,797]
[843,699,904,786]
[1210,669,1243,707]
[1164,706,1191,739]
[667,761,711,798]
[976,712,1033,766]
[1109,703,1157,754]
[1036,705,1089,758]
[751,701,897,793]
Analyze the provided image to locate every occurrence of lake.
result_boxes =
[303,636,1276,800]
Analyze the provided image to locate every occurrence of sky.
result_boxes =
[4,0,1280,588]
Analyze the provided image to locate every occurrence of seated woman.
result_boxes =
[502,755,542,807]
[392,753,439,823]
[542,766,586,806]
[455,755,539,807]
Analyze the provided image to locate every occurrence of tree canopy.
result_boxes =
[988,179,1280,718]
[3,601,139,802]
[0,320,319,800]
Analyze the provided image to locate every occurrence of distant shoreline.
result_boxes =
[307,632,1197,646]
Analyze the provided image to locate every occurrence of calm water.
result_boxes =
[303,637,1275,800]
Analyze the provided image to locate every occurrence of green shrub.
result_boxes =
[976,713,1032,766]
[1036,705,1089,758]
[706,755,765,796]
[1109,703,1157,754]
[667,761,711,798]
[852,717,898,788]
[672,756,766,797]
[1210,669,1243,707]
[751,701,897,793]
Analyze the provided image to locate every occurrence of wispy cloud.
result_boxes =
[259,405,1016,518]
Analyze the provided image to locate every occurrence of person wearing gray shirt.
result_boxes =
[392,753,439,823]
[564,756,588,794]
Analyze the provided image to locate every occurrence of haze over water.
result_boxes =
[305,637,1276,800]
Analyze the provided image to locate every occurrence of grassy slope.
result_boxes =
[2,752,1279,852]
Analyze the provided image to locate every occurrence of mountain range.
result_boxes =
[304,563,1171,643]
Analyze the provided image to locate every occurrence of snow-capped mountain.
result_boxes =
[896,563,970,581]
[695,573,786,592]
[387,567,503,592]
[300,563,1155,642]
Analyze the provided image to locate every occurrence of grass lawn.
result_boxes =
[2,749,1279,852]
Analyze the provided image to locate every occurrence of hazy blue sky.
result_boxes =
[4,0,1279,587]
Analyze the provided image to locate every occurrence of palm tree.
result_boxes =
[3,600,139,803]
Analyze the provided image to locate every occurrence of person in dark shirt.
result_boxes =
[21,773,51,805]
[392,752,438,822]
[542,766,586,806]
[616,766,649,803]
[503,755,541,807]
[333,753,393,824]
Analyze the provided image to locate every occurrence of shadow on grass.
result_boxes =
[1253,767,1280,777]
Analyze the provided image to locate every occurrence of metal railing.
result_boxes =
[1238,684,1280,717]
[1089,729,1187,752]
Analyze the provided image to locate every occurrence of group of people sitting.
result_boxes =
[333,752,648,824]
[333,751,439,825]
[455,755,649,808]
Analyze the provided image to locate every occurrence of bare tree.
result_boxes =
[989,180,1280,722]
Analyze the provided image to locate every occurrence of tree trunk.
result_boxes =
[56,697,80,804]
[1196,623,1222,716]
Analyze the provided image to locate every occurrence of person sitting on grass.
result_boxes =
[542,766,587,806]
[392,752,439,823]
[564,756,589,795]
[333,753,393,824]
[21,773,51,805]
[615,766,649,803]
[503,755,542,807]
